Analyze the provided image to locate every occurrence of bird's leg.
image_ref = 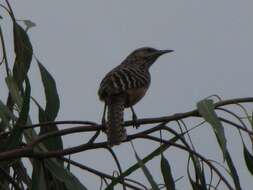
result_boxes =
[102,104,107,129]
[130,106,140,128]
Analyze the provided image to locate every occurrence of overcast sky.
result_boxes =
[1,0,253,189]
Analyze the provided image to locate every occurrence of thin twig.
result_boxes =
[21,120,99,129]
[87,131,100,144]
[219,117,253,136]
[28,125,99,147]
[216,108,247,129]
[60,157,142,190]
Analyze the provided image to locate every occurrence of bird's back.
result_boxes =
[98,63,150,106]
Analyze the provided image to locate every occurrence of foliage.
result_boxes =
[0,1,253,190]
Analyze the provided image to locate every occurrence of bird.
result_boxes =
[98,47,173,146]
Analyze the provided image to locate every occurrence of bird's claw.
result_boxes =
[132,113,140,129]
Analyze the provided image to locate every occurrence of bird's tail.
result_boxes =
[107,95,127,146]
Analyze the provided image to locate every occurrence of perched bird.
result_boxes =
[98,47,173,146]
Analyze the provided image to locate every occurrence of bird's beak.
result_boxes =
[158,49,174,55]
[148,49,174,58]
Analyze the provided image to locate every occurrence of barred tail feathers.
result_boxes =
[107,95,127,146]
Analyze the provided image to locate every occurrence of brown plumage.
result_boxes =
[98,47,173,146]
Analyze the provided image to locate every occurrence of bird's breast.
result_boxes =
[125,87,148,107]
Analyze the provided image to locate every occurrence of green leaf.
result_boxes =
[131,143,159,190]
[191,155,207,190]
[0,77,30,151]
[197,99,227,159]
[187,156,207,190]
[37,59,60,121]
[197,99,241,188]
[6,75,37,144]
[188,176,203,190]
[12,22,33,88]
[225,151,241,189]
[35,59,62,156]
[23,20,36,31]
[0,99,16,130]
[6,75,22,107]
[6,62,79,190]
[161,155,175,190]
[32,99,63,154]
[1,78,31,151]
[243,145,253,175]
[31,161,47,190]
[197,100,240,188]
[1,127,22,151]
[251,112,253,130]
[106,136,180,189]
[45,159,88,190]
[17,77,31,125]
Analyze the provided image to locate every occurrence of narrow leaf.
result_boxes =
[17,77,31,125]
[131,143,159,190]
[243,145,253,175]
[161,155,175,190]
[36,59,62,155]
[23,20,36,31]
[37,59,60,121]
[187,158,205,190]
[197,100,240,188]
[188,176,203,190]
[12,22,33,88]
[31,161,47,190]
[1,78,31,151]
[197,99,227,159]
[46,159,88,190]
[1,127,22,151]
[32,99,63,154]
[6,62,80,190]
[250,112,253,147]
[0,99,16,130]
[191,155,207,190]
[5,75,22,107]
[225,151,241,189]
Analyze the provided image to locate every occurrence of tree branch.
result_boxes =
[21,97,253,129]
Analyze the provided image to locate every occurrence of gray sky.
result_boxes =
[1,0,253,189]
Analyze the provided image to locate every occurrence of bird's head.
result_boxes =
[123,47,174,69]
